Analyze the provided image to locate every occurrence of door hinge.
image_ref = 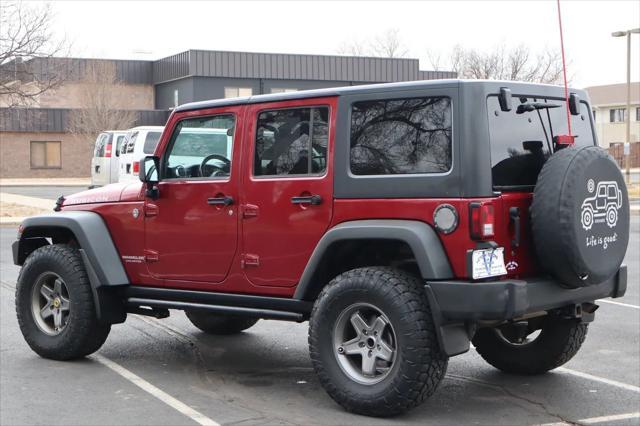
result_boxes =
[144,249,159,262]
[240,253,260,268]
[242,204,259,218]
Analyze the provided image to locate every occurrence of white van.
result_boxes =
[118,126,164,183]
[90,131,128,188]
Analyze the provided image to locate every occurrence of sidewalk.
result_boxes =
[0,178,90,187]
[0,193,52,225]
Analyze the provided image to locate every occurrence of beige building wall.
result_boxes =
[0,82,154,110]
[593,104,640,148]
[0,132,93,178]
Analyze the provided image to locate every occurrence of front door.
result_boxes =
[241,98,336,287]
[144,108,241,283]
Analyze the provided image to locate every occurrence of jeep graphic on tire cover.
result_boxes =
[531,146,630,288]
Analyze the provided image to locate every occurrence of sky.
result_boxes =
[47,0,640,89]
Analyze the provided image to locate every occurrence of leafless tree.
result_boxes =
[338,28,408,58]
[428,44,567,84]
[0,1,68,106]
[66,61,137,143]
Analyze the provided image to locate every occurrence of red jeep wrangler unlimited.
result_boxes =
[13,80,629,417]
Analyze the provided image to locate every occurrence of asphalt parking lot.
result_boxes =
[1,220,639,426]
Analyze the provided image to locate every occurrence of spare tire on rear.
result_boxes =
[531,145,629,288]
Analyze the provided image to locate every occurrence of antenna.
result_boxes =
[556,0,572,136]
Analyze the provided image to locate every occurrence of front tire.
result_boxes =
[185,311,259,335]
[15,244,111,360]
[309,267,448,417]
[472,316,588,375]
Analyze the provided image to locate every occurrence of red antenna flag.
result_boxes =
[556,0,572,136]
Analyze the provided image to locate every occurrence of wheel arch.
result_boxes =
[14,211,129,324]
[294,220,454,301]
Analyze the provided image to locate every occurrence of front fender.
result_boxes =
[16,211,129,287]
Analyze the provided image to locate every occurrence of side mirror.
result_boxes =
[139,155,159,184]
[569,93,581,115]
[498,87,512,112]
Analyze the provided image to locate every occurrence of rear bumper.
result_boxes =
[426,265,627,322]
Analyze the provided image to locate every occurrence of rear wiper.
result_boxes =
[516,102,561,114]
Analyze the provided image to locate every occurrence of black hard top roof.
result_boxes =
[174,79,589,113]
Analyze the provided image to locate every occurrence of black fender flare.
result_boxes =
[293,219,453,300]
[14,211,128,323]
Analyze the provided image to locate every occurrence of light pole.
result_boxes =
[612,28,639,183]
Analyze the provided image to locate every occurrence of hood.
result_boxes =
[61,182,144,207]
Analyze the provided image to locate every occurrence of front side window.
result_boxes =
[224,87,252,98]
[163,115,235,179]
[254,107,329,176]
[350,97,452,175]
[31,141,61,169]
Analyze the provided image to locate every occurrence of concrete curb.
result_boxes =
[0,192,54,209]
[0,178,90,187]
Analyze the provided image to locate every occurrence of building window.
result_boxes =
[30,141,61,169]
[592,109,596,121]
[254,107,329,176]
[636,107,640,121]
[271,88,298,94]
[610,108,626,123]
[224,87,252,98]
[350,96,452,175]
[173,89,179,108]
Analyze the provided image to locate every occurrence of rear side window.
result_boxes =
[143,131,162,154]
[254,107,329,176]
[350,97,452,175]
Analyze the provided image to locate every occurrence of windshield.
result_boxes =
[487,95,595,189]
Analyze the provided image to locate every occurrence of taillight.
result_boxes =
[469,202,495,240]
[105,142,112,158]
[132,161,140,174]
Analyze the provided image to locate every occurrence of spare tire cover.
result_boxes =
[531,145,629,288]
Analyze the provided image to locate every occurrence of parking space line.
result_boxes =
[598,299,640,309]
[93,354,220,426]
[556,367,640,393]
[580,411,640,424]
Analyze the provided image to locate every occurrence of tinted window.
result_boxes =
[164,115,235,179]
[125,132,138,154]
[350,97,452,175]
[254,107,329,176]
[487,96,595,188]
[142,131,162,154]
[114,135,125,157]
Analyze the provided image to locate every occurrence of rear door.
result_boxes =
[240,97,336,287]
[110,133,127,183]
[91,133,111,186]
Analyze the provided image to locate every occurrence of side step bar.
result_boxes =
[124,286,311,322]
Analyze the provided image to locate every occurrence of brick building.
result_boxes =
[0,50,455,178]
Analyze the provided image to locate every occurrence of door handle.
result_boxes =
[207,196,234,206]
[291,195,322,205]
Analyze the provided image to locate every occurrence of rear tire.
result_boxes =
[15,244,111,360]
[309,267,448,417]
[185,311,259,335]
[472,316,588,375]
